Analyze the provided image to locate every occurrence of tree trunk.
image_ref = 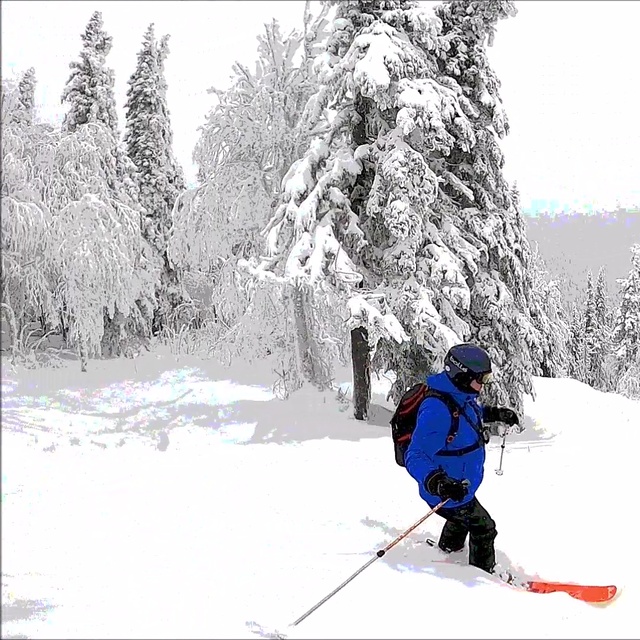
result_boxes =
[79,336,88,373]
[291,284,330,389]
[101,303,150,359]
[60,302,69,346]
[349,94,374,421]
[292,285,314,383]
[351,326,371,420]
[101,308,124,358]
[152,255,184,336]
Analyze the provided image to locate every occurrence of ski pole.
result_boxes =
[495,434,506,476]
[290,499,449,628]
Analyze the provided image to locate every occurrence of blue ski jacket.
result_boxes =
[404,371,486,509]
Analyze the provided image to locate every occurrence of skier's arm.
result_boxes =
[482,405,520,436]
[482,405,518,424]
[404,398,452,486]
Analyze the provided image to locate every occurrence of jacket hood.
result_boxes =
[426,371,479,404]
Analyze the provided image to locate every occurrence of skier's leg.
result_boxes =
[465,499,497,572]
[436,508,469,553]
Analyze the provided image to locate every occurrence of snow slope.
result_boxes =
[2,350,639,639]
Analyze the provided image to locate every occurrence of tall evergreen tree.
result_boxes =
[16,67,36,126]
[59,11,157,363]
[591,266,611,389]
[244,0,543,420]
[527,245,570,378]
[61,11,119,135]
[567,302,586,382]
[125,24,186,334]
[424,0,541,411]
[583,270,596,384]
[568,268,613,389]
[612,244,640,397]
[2,68,37,128]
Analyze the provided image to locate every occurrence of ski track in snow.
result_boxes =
[1,351,639,639]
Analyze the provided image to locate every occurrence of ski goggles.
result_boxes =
[474,371,493,384]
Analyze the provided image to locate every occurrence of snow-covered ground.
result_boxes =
[2,350,639,639]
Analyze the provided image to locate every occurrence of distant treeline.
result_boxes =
[525,208,640,303]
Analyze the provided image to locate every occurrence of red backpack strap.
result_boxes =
[397,383,429,417]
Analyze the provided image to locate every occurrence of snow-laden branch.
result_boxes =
[261,142,365,272]
[51,193,155,353]
[347,294,409,349]
[410,287,462,351]
[285,213,362,285]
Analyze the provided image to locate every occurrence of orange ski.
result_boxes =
[424,539,618,604]
[526,580,618,603]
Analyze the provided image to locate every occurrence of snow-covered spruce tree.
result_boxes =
[527,245,570,378]
[13,67,37,126]
[368,0,544,417]
[244,0,541,420]
[125,24,186,335]
[582,270,596,384]
[58,11,158,364]
[612,244,640,398]
[168,4,330,358]
[403,0,542,414]
[1,68,36,128]
[590,266,613,390]
[62,12,119,135]
[567,301,586,383]
[601,273,619,391]
[580,268,613,390]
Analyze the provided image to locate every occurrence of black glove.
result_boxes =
[482,406,519,426]
[424,470,468,502]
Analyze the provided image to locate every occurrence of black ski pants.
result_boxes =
[437,497,497,573]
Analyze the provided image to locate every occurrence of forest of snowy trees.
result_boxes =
[2,0,639,409]
[526,208,640,304]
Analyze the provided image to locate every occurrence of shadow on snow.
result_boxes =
[2,362,392,447]
[0,590,56,638]
[2,357,548,450]
[357,516,529,589]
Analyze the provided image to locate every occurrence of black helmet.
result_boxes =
[444,343,492,393]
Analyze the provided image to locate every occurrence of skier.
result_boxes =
[404,343,519,575]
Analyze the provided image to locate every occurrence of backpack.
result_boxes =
[390,382,465,467]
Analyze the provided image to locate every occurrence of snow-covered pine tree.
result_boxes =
[582,270,596,384]
[2,68,36,127]
[583,268,613,390]
[168,4,330,360]
[15,67,37,126]
[602,280,618,391]
[62,12,119,135]
[125,24,186,335]
[58,11,158,365]
[568,267,613,389]
[414,0,540,413]
[244,0,541,420]
[567,301,586,383]
[591,266,612,390]
[527,244,570,378]
[612,244,640,398]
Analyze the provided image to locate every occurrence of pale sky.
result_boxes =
[2,0,639,214]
